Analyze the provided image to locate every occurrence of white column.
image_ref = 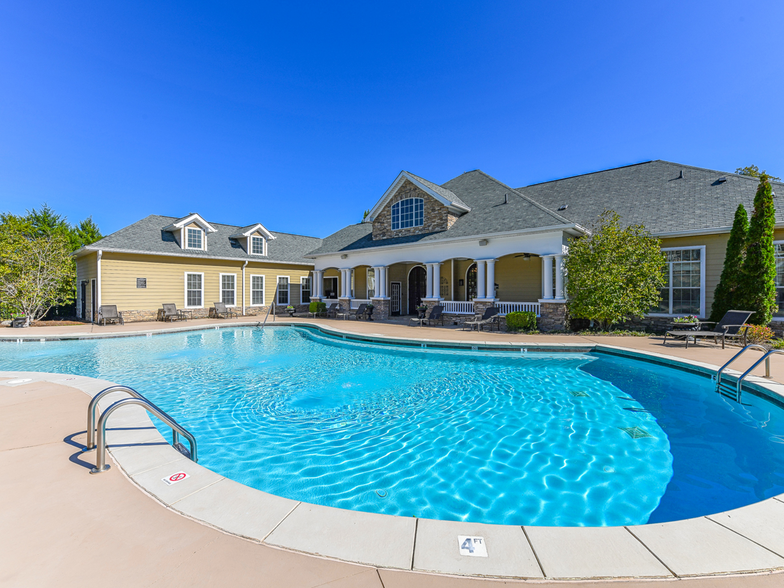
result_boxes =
[425,264,433,299]
[555,255,565,299]
[477,260,486,299]
[433,263,441,299]
[314,271,322,298]
[543,256,554,299]
[340,270,347,297]
[380,266,387,297]
[486,259,496,300]
[349,268,354,298]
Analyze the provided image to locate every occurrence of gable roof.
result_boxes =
[517,160,784,236]
[77,215,321,265]
[161,213,218,233]
[229,223,276,240]
[366,171,471,221]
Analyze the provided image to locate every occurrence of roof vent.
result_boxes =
[678,170,684,179]
[717,177,727,183]
[503,193,508,204]
[557,204,568,211]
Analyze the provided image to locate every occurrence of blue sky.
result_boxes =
[1,1,782,238]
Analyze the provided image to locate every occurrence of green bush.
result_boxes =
[318,302,326,313]
[309,301,327,314]
[505,311,537,332]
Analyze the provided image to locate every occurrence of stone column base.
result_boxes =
[370,298,390,321]
[538,300,568,332]
[338,297,352,312]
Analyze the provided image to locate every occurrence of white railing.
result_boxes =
[350,298,371,309]
[497,301,540,316]
[442,301,474,314]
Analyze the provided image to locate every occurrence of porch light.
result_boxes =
[340,254,348,259]
[479,239,488,246]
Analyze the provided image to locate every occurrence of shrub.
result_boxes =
[744,324,775,345]
[506,311,537,332]
[309,301,319,314]
[318,302,327,313]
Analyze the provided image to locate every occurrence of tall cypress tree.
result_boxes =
[710,203,748,322]
[735,175,777,325]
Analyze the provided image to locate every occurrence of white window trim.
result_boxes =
[391,197,424,231]
[183,227,206,251]
[249,235,267,256]
[366,267,375,299]
[219,273,237,307]
[184,272,205,309]
[772,240,784,321]
[277,275,290,305]
[300,275,311,303]
[647,245,706,318]
[250,274,266,307]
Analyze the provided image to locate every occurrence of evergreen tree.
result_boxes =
[735,175,777,325]
[710,203,748,322]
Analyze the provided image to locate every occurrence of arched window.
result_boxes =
[391,198,424,230]
[466,264,477,301]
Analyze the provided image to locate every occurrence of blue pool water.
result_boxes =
[3,326,784,526]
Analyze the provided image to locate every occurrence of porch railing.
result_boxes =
[442,301,474,314]
[350,298,371,309]
[498,301,540,317]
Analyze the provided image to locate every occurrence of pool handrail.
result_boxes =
[260,282,280,329]
[90,396,197,474]
[84,385,168,451]
[734,348,784,400]
[715,343,772,402]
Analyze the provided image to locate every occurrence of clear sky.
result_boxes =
[1,1,782,238]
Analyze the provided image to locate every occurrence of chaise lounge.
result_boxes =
[161,303,187,322]
[97,305,124,326]
[664,309,754,349]
[464,307,501,331]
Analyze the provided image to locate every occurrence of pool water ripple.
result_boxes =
[4,326,784,526]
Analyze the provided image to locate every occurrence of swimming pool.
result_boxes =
[3,325,784,527]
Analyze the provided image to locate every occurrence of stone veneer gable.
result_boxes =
[372,180,451,240]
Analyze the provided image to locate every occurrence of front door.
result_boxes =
[80,281,87,320]
[390,282,401,316]
[323,277,338,299]
[408,266,426,315]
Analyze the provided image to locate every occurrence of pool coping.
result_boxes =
[4,321,784,581]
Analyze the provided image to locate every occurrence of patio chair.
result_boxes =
[335,305,351,320]
[664,309,754,349]
[161,303,186,322]
[97,305,124,326]
[213,302,238,319]
[350,303,369,320]
[464,307,501,331]
[324,302,340,318]
[409,305,445,327]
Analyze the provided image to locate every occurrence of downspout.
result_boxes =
[97,250,103,319]
[242,261,248,316]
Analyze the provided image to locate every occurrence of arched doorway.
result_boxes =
[465,263,477,301]
[408,266,427,315]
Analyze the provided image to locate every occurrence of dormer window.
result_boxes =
[186,227,204,250]
[391,198,424,230]
[250,235,266,255]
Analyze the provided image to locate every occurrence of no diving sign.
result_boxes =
[458,536,488,557]
[162,471,190,485]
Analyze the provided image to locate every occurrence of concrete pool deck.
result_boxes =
[3,318,784,587]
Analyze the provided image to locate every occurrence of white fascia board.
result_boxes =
[229,223,277,240]
[77,246,315,267]
[654,222,784,239]
[162,213,218,233]
[366,171,470,222]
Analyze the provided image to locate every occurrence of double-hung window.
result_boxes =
[654,247,705,315]
[251,275,265,306]
[221,274,236,306]
[185,273,203,307]
[250,236,265,255]
[277,276,289,305]
[391,198,424,230]
[301,277,311,303]
[774,242,784,318]
[186,227,203,250]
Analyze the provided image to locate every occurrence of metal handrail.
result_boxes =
[715,344,769,391]
[734,349,784,398]
[260,282,280,329]
[84,385,168,451]
[90,397,197,474]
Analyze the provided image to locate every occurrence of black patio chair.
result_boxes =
[97,305,124,326]
[161,303,186,322]
[213,302,238,319]
[664,309,754,349]
[464,307,501,331]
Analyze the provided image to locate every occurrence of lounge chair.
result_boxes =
[97,305,124,326]
[324,302,340,318]
[213,302,238,319]
[161,303,186,322]
[350,303,371,320]
[335,305,351,320]
[409,305,445,327]
[464,307,501,331]
[664,309,754,349]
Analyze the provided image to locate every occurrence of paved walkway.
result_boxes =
[2,318,784,587]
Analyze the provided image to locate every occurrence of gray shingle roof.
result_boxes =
[306,171,578,256]
[79,215,321,265]
[405,171,470,211]
[517,160,784,235]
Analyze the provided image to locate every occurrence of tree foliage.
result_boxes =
[735,165,781,182]
[565,210,666,329]
[735,175,777,325]
[710,203,748,322]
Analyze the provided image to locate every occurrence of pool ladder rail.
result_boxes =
[715,344,783,403]
[84,385,197,474]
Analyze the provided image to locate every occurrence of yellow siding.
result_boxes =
[100,253,312,312]
[495,255,542,302]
